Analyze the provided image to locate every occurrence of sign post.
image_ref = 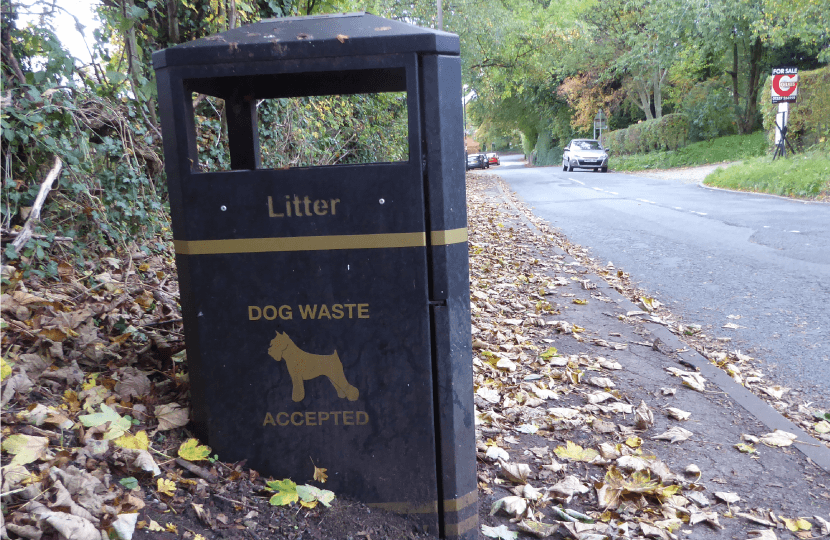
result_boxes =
[771,66,798,160]
[593,109,608,143]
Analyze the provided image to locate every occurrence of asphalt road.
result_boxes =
[489,154,830,407]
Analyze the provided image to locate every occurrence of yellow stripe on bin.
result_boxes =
[444,514,479,537]
[174,232,427,255]
[430,227,468,246]
[443,490,477,512]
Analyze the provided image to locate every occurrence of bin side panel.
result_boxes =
[421,54,477,539]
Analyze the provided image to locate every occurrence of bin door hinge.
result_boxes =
[428,299,447,307]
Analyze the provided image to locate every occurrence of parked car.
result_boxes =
[562,139,608,172]
[486,152,500,166]
[466,153,488,170]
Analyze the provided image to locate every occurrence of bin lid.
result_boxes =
[152,12,459,69]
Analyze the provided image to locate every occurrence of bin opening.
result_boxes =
[193,91,408,172]
[185,67,409,172]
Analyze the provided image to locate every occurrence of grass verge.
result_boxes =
[703,150,830,200]
[612,132,767,171]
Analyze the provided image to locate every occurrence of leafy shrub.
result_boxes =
[533,131,563,166]
[761,65,830,150]
[604,114,690,155]
[682,78,738,142]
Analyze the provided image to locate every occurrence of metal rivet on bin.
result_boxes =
[379,199,385,204]
[220,205,227,211]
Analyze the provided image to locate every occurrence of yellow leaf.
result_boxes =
[194,535,207,540]
[573,299,588,305]
[625,436,642,448]
[39,328,68,342]
[782,517,812,532]
[165,523,178,533]
[313,465,328,483]
[178,438,211,461]
[554,441,599,462]
[147,520,164,532]
[157,478,176,496]
[2,434,49,466]
[115,431,149,450]
[300,499,318,508]
[1,357,12,380]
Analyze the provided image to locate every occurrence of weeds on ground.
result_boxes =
[611,132,767,171]
[703,149,830,200]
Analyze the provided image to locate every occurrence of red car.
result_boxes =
[486,152,500,166]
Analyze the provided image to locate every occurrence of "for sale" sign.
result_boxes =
[771,67,798,103]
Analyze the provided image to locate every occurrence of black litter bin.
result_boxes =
[153,12,475,538]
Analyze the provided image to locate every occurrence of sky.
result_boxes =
[19,0,100,65]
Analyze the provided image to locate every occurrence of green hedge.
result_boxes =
[603,114,690,155]
[761,65,830,150]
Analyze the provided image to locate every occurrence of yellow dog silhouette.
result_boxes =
[268,331,359,402]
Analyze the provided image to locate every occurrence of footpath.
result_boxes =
[467,173,830,540]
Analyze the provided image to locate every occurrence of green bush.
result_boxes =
[761,66,830,150]
[533,131,563,166]
[612,131,767,170]
[682,78,738,142]
[604,114,690,155]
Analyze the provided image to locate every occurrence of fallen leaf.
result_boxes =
[634,400,654,429]
[490,495,528,518]
[517,520,558,538]
[2,434,49,465]
[485,445,510,461]
[665,407,691,421]
[313,464,328,483]
[482,523,518,539]
[554,441,599,462]
[735,443,756,453]
[714,491,741,504]
[115,430,150,450]
[267,479,299,506]
[759,430,797,447]
[499,460,531,484]
[157,478,176,496]
[111,512,139,540]
[296,484,335,508]
[652,426,693,443]
[781,517,812,532]
[550,475,590,502]
[155,403,189,430]
[79,403,132,439]
[178,438,211,461]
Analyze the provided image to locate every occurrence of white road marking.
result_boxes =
[764,225,770,228]
[571,179,584,185]
[593,187,603,191]
[789,230,800,233]
[674,207,682,210]
[608,191,618,195]
[691,211,708,216]
[636,199,656,204]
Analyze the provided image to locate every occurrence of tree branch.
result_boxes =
[11,156,63,254]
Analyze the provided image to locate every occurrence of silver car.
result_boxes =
[562,139,609,172]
